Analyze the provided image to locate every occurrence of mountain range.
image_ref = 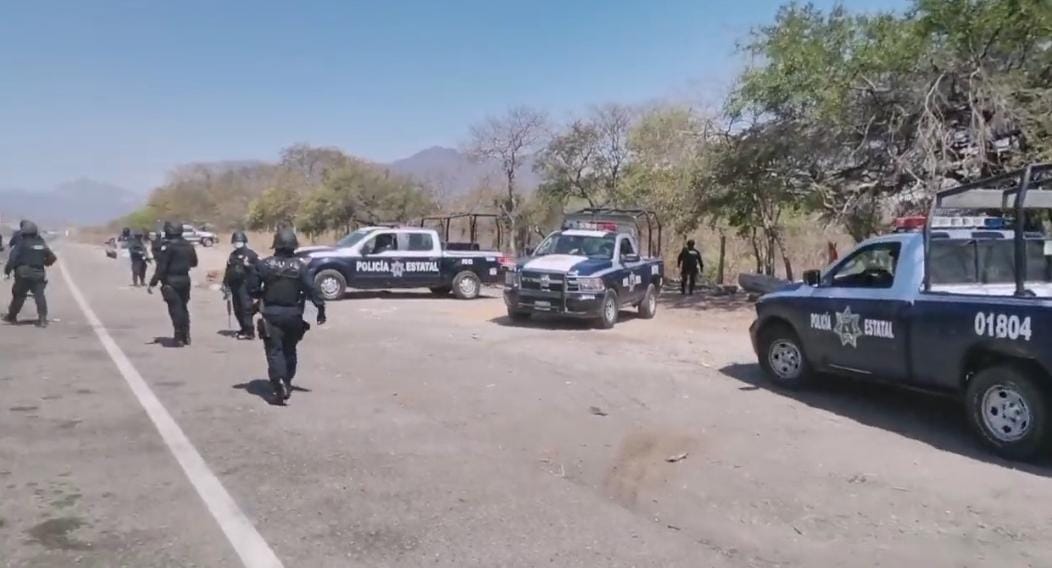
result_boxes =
[0,146,541,227]
[0,178,143,228]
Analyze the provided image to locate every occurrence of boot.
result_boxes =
[1,313,16,324]
[235,331,255,340]
[271,379,288,405]
[36,318,48,328]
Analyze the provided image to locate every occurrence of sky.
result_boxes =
[0,0,908,193]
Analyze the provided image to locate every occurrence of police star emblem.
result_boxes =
[391,260,405,278]
[833,306,863,348]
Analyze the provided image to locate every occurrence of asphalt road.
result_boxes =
[2,242,1051,567]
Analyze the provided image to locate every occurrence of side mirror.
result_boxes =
[622,253,641,263]
[803,269,821,286]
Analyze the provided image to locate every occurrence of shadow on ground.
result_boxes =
[340,289,497,301]
[489,310,643,330]
[658,287,754,312]
[720,362,1052,476]
[233,379,311,406]
[216,330,241,338]
[149,337,184,348]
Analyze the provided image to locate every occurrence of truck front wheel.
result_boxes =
[758,323,812,389]
[452,271,481,300]
[966,364,1049,461]
[595,291,619,329]
[314,269,347,301]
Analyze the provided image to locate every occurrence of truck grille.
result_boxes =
[521,271,564,292]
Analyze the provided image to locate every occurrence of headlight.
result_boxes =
[576,277,604,292]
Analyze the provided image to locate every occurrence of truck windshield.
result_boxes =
[534,233,616,259]
[336,229,371,248]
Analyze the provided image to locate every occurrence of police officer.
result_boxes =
[677,239,704,295]
[249,228,325,404]
[148,221,198,347]
[8,220,26,250]
[3,221,56,327]
[128,231,149,287]
[223,231,259,339]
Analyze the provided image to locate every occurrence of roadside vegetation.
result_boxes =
[115,0,1051,281]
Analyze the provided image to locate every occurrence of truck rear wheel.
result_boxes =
[314,269,347,301]
[638,284,657,319]
[966,364,1049,461]
[452,271,481,300]
[595,291,619,329]
[758,323,812,389]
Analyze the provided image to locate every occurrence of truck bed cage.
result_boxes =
[925,163,1052,296]
[561,208,662,257]
[417,213,502,250]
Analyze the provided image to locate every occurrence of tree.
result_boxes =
[465,106,548,253]
[535,104,635,209]
[247,186,301,231]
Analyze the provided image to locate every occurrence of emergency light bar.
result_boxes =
[564,220,619,232]
[894,215,1006,231]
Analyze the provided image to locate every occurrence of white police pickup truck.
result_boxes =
[298,226,506,300]
[503,209,665,328]
[750,164,1052,460]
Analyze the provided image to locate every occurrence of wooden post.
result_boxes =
[717,235,726,285]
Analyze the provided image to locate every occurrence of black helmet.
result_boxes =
[121,227,131,237]
[132,230,143,239]
[272,228,299,252]
[19,219,28,230]
[231,231,248,244]
[21,221,39,237]
[163,221,181,239]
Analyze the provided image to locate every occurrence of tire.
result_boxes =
[200,238,214,247]
[595,290,619,329]
[429,286,451,296]
[965,364,1049,461]
[638,283,658,319]
[452,271,481,300]
[757,323,812,389]
[507,307,531,322]
[314,269,347,301]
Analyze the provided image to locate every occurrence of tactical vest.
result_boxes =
[262,256,304,307]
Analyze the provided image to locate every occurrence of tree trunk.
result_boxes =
[717,235,726,285]
[749,228,763,274]
[773,230,793,281]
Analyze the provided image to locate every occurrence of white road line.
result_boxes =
[58,260,285,568]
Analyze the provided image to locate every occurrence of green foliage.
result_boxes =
[246,186,301,231]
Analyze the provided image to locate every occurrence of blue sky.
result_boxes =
[0,0,907,192]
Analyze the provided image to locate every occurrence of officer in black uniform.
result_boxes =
[676,239,704,295]
[223,231,260,339]
[8,220,27,250]
[128,231,149,287]
[249,228,325,404]
[3,221,56,327]
[148,221,198,347]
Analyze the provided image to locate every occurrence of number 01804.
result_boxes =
[974,312,1033,341]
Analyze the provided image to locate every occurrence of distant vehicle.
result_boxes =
[750,164,1052,460]
[104,236,129,259]
[299,225,508,301]
[181,224,216,247]
[503,208,665,329]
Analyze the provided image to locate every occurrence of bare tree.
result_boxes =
[464,106,548,253]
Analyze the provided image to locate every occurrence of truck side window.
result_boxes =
[829,243,901,289]
[407,232,434,252]
[367,232,398,254]
[619,238,635,257]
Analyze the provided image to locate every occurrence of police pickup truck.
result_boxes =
[503,208,665,328]
[750,164,1052,460]
[298,225,506,300]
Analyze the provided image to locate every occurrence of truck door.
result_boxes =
[356,231,401,288]
[396,231,443,288]
[617,236,646,304]
[806,241,910,381]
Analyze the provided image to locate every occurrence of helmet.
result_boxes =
[272,228,299,252]
[163,221,181,239]
[21,221,39,237]
[121,227,131,237]
[132,230,143,239]
[231,231,248,244]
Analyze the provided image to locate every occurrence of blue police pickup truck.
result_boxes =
[503,209,665,328]
[299,226,507,300]
[750,164,1052,460]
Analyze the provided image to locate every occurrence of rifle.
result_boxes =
[222,285,232,330]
